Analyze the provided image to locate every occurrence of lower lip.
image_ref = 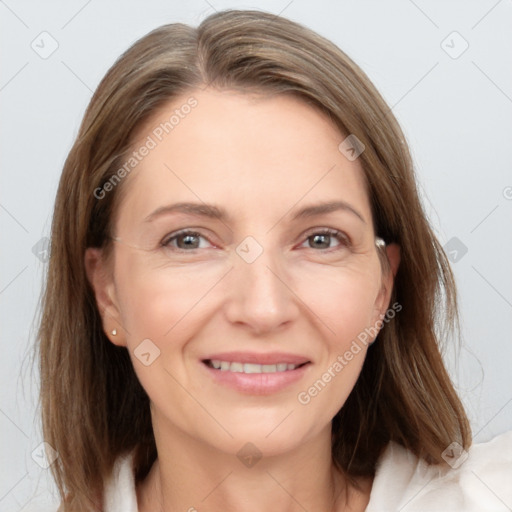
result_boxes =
[201,361,311,395]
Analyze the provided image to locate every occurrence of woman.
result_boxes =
[39,9,511,512]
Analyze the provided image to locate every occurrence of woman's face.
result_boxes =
[87,87,399,457]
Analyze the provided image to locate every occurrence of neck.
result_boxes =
[137,416,355,512]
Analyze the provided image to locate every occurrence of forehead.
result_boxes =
[116,87,372,228]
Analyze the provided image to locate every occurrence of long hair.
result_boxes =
[36,9,471,510]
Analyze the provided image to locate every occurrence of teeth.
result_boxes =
[208,359,301,373]
[230,362,244,372]
[244,363,262,373]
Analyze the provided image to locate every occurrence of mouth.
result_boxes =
[202,359,310,373]
[200,357,312,395]
[200,352,312,394]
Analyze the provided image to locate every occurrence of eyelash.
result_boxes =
[160,228,351,253]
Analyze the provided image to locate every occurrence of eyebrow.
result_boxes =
[143,200,366,224]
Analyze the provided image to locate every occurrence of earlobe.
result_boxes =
[84,247,126,347]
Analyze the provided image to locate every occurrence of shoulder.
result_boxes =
[102,450,138,512]
[366,430,512,511]
[57,451,138,512]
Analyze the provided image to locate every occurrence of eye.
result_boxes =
[161,230,213,251]
[160,228,351,253]
[298,228,350,251]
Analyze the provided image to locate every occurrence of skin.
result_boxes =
[85,87,400,512]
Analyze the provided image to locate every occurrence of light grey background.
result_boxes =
[1,0,511,510]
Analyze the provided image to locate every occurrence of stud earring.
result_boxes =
[112,329,117,336]
[375,237,386,248]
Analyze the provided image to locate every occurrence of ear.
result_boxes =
[372,243,401,324]
[84,247,126,347]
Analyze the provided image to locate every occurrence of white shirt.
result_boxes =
[103,430,512,511]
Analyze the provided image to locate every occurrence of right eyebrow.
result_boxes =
[143,202,230,223]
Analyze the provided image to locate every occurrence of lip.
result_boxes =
[200,352,312,395]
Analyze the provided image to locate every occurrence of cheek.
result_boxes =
[292,266,380,414]
[293,263,382,343]
[114,252,219,342]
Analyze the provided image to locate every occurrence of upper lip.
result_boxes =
[202,352,311,365]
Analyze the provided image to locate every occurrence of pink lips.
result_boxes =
[200,351,311,395]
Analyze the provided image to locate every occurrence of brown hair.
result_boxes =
[37,8,471,511]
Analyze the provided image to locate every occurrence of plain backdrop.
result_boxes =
[1,0,511,510]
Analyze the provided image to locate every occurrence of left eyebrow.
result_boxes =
[290,200,366,224]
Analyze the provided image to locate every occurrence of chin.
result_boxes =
[208,418,318,459]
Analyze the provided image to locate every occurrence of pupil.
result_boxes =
[180,234,198,249]
[312,234,329,249]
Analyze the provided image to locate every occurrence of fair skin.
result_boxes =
[86,88,400,511]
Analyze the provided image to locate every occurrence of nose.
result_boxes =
[223,240,300,335]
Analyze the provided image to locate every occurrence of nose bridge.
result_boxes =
[225,234,298,331]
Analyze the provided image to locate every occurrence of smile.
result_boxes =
[204,359,307,373]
